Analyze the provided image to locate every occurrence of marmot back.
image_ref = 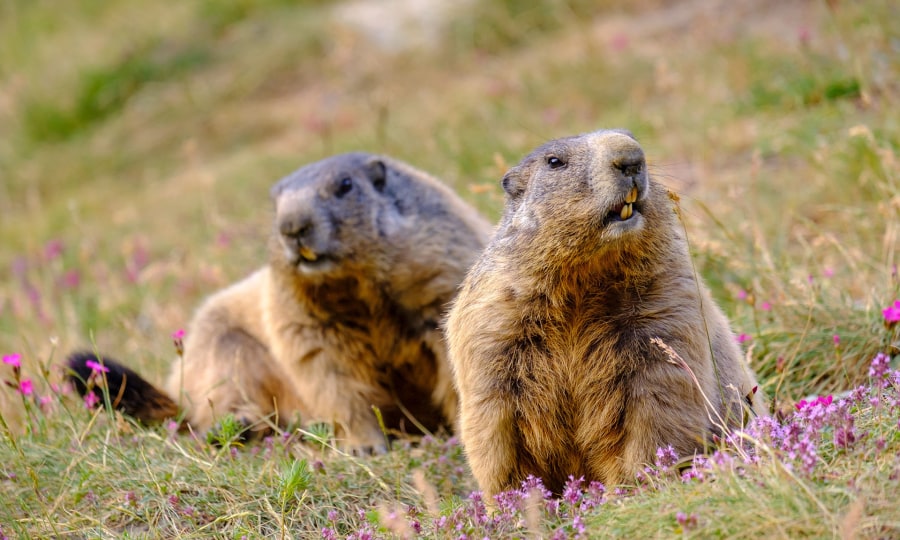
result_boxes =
[446,130,766,496]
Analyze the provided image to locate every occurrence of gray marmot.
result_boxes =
[69,152,493,453]
[445,130,766,496]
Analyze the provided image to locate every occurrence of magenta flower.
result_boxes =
[19,379,34,396]
[737,333,751,344]
[883,300,900,324]
[833,334,840,346]
[760,301,772,311]
[3,354,21,368]
[84,392,100,408]
[796,395,832,411]
[172,329,186,340]
[736,289,748,301]
[84,359,110,373]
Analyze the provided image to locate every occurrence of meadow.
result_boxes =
[0,0,898,537]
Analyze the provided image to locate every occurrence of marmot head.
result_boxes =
[269,152,405,279]
[496,129,668,265]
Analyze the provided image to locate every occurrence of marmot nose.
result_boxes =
[279,217,313,242]
[610,148,645,182]
[612,154,644,180]
[598,132,647,188]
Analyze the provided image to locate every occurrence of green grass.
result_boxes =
[1,0,899,537]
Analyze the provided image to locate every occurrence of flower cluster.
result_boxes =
[684,353,899,481]
[324,352,900,539]
[418,475,602,539]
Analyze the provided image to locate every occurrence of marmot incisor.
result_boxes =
[69,152,492,453]
[445,130,766,495]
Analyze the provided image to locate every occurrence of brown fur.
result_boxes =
[71,153,492,453]
[445,130,767,496]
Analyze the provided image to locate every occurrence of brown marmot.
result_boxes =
[69,152,493,453]
[445,130,767,496]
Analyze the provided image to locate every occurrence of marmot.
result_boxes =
[445,130,767,496]
[69,152,493,453]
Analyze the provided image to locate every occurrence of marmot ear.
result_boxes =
[501,167,524,198]
[366,158,387,192]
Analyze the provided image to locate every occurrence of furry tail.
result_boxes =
[66,351,179,424]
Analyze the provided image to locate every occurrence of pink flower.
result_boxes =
[84,392,100,408]
[172,329,186,340]
[609,33,629,51]
[676,512,698,530]
[823,267,834,278]
[3,354,21,368]
[44,239,64,261]
[736,289,748,301]
[19,379,34,396]
[883,300,900,324]
[84,359,110,373]
[60,270,81,290]
[833,334,840,346]
[760,301,772,311]
[737,333,751,344]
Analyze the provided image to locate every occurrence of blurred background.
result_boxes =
[0,0,897,417]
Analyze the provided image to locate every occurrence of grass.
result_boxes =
[1,0,899,537]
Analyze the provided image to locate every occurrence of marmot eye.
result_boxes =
[336,177,353,197]
[547,156,565,169]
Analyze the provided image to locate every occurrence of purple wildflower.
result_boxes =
[869,353,891,381]
[562,476,584,506]
[655,445,679,471]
